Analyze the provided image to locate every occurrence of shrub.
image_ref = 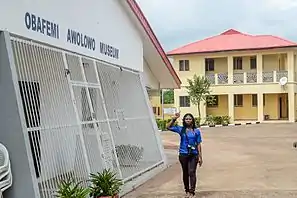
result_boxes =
[194,117,201,127]
[56,178,90,198]
[156,119,166,131]
[213,116,222,125]
[156,118,178,131]
[205,115,230,126]
[89,169,122,197]
[204,115,215,126]
[204,115,231,126]
[221,116,231,125]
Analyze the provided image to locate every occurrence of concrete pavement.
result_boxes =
[124,123,297,197]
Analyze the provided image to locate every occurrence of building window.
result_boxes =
[233,57,243,70]
[205,58,215,71]
[179,60,190,71]
[152,107,161,115]
[250,57,257,69]
[153,107,157,114]
[252,94,257,107]
[180,96,190,107]
[207,95,218,107]
[234,94,243,107]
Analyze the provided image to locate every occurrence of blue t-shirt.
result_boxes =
[169,125,202,155]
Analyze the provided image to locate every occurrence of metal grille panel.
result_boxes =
[82,57,98,84]
[10,37,164,197]
[96,62,163,180]
[65,54,84,82]
[11,40,90,197]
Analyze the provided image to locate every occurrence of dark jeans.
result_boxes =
[179,154,198,194]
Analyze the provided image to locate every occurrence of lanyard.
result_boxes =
[182,127,197,150]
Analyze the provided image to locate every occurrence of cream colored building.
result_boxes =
[167,29,297,123]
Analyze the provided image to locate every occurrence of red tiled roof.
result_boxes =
[126,0,181,87]
[167,29,297,56]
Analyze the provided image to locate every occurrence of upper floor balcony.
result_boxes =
[203,52,296,86]
[206,70,289,85]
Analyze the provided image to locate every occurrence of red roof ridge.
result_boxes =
[221,29,242,35]
[167,29,253,55]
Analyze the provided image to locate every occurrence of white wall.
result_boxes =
[0,0,143,71]
[142,58,160,90]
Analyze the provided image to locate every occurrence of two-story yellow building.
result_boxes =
[167,29,297,123]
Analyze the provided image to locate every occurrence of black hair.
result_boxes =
[182,113,196,129]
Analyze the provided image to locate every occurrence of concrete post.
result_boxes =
[257,93,264,122]
[0,31,38,197]
[228,93,234,123]
[256,54,263,83]
[227,56,233,84]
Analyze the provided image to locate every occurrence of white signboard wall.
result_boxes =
[163,107,177,115]
[0,0,143,71]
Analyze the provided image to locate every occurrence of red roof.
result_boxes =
[126,0,181,86]
[167,29,297,56]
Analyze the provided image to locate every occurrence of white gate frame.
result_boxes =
[62,52,92,176]
[77,57,108,170]
[138,73,167,166]
[120,72,167,188]
[92,60,123,179]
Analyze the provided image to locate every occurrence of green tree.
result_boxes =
[160,90,174,104]
[162,89,174,104]
[186,75,215,120]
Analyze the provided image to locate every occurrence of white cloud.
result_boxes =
[136,0,199,32]
[137,0,297,51]
[264,0,297,10]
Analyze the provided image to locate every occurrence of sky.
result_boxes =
[136,0,297,52]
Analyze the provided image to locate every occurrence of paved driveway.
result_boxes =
[124,123,297,197]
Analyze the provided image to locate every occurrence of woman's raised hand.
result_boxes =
[172,112,180,119]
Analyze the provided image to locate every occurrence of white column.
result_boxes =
[228,93,234,123]
[257,93,264,122]
[288,86,295,122]
[294,54,297,81]
[273,71,277,83]
[200,101,206,122]
[214,74,218,85]
[227,56,233,84]
[201,58,206,76]
[287,52,294,82]
[256,54,263,83]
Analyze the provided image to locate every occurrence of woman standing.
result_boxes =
[166,112,203,198]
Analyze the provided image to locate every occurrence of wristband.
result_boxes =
[172,118,177,122]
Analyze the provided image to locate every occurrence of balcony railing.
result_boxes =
[218,73,228,84]
[206,71,288,85]
[262,71,273,82]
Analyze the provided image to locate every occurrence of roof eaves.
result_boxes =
[256,35,297,45]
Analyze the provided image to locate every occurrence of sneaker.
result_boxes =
[189,194,196,198]
[185,192,190,198]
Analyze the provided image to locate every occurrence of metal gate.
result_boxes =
[10,37,164,197]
